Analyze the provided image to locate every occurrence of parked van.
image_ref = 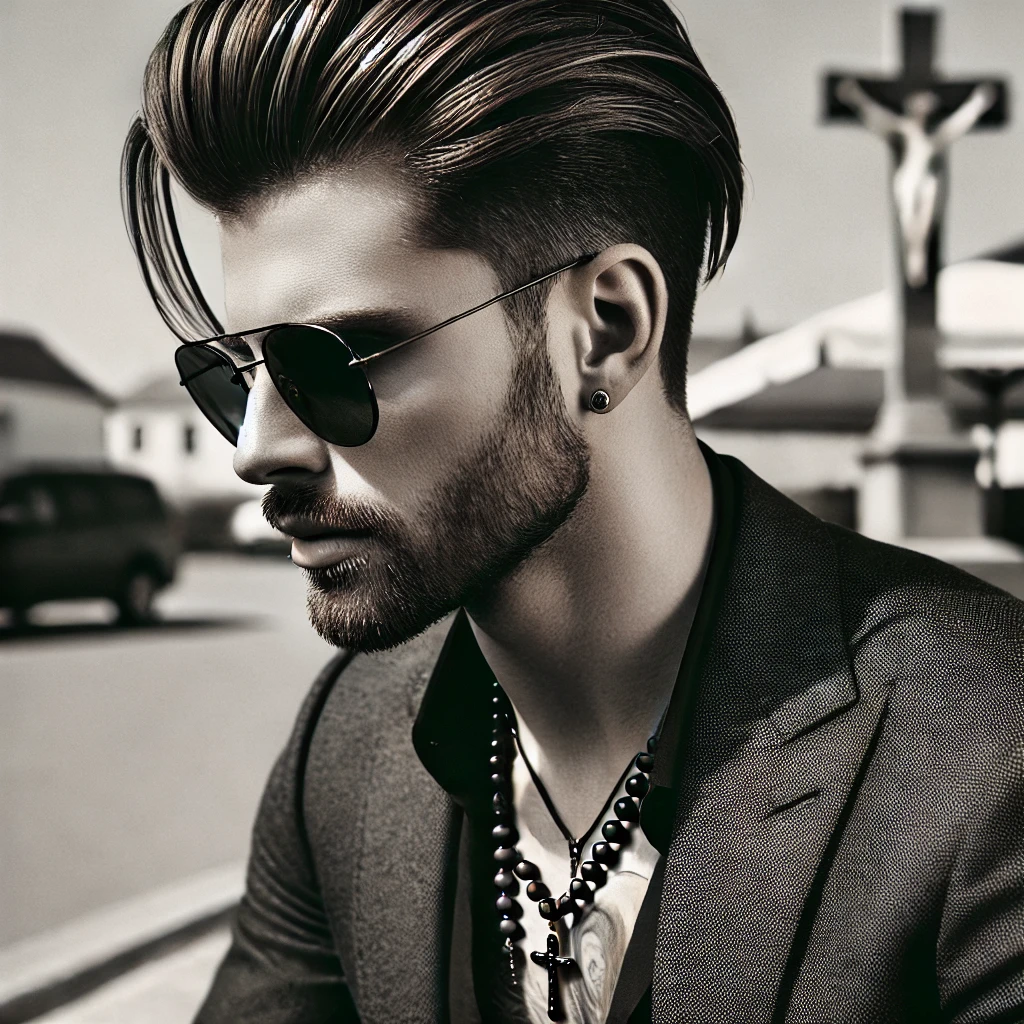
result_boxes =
[0,466,180,626]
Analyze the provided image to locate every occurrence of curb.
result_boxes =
[0,863,243,1023]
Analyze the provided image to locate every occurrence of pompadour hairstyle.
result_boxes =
[122,0,743,412]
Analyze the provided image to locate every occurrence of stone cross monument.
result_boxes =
[823,7,1009,540]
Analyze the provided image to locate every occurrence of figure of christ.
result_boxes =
[836,78,997,288]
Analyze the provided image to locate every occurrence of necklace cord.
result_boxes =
[509,715,643,866]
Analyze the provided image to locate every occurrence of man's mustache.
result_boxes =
[261,484,397,537]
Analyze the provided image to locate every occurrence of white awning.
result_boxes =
[688,260,1024,421]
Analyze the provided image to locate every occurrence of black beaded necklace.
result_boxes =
[488,679,658,1021]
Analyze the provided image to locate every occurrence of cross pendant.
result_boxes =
[530,930,575,1021]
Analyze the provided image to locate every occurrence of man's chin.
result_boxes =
[304,585,456,653]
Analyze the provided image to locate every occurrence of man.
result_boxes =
[122,2,1024,1021]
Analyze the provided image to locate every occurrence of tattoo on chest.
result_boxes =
[523,870,646,1024]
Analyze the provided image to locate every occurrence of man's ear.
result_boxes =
[568,244,668,414]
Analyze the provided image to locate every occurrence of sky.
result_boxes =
[2,0,1024,397]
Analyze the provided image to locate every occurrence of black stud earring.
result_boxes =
[589,390,610,412]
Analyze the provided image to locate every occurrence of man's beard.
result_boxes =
[262,335,589,652]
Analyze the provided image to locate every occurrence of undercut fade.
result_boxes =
[122,0,743,413]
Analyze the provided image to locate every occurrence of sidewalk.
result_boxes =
[34,930,229,1024]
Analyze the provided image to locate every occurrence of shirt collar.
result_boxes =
[411,606,496,805]
[412,441,738,852]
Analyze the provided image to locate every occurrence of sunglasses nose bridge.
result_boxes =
[229,358,265,387]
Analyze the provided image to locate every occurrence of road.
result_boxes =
[0,553,334,947]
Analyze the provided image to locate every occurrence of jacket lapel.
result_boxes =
[653,460,890,1022]
[308,620,461,1024]
[352,727,461,1023]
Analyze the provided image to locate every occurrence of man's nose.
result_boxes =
[233,367,329,485]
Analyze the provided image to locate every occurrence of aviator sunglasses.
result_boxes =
[175,252,597,448]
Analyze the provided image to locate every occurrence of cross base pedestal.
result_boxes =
[858,396,985,541]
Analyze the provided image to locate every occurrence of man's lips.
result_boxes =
[273,519,375,570]
[289,529,374,570]
[275,515,373,539]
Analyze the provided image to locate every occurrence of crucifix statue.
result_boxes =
[824,8,1008,399]
[835,77,996,290]
[820,7,1012,543]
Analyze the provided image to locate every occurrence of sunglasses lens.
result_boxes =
[174,344,248,445]
[263,326,378,446]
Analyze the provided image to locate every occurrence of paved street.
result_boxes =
[1,553,334,947]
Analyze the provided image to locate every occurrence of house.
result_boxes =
[105,374,258,507]
[0,331,111,469]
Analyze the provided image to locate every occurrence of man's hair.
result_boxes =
[123,0,743,412]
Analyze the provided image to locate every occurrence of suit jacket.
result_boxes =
[195,456,1024,1023]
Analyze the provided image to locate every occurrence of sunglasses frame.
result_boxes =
[176,324,377,446]
[176,251,598,447]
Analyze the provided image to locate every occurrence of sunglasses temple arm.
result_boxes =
[348,252,597,368]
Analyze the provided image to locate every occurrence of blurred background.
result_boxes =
[1,1,1023,1020]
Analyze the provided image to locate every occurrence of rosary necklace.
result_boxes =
[488,679,658,1022]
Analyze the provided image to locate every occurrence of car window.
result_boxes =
[103,477,163,522]
[54,478,104,527]
[0,477,58,525]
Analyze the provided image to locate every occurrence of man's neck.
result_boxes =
[464,424,715,838]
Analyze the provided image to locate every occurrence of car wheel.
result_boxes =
[117,569,159,626]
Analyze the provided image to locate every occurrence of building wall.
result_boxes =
[0,381,105,468]
[996,421,1024,487]
[695,428,867,492]
[699,420,1024,491]
[105,406,257,506]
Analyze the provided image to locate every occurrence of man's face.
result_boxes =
[220,169,589,651]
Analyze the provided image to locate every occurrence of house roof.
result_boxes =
[119,374,192,408]
[0,331,113,406]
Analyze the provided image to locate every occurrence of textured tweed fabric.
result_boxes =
[194,453,1024,1024]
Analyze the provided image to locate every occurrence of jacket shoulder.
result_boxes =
[296,617,459,1007]
[299,615,456,818]
[311,614,455,734]
[271,615,455,836]
[826,523,1024,736]
[826,523,1024,651]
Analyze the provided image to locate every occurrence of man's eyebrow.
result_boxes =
[303,306,424,336]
